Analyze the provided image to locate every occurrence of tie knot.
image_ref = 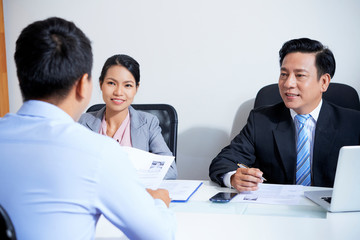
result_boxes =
[295,114,310,125]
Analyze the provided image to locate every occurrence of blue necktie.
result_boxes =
[295,114,311,186]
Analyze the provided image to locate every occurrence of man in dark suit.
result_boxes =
[209,38,360,191]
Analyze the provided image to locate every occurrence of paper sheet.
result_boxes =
[122,146,174,189]
[159,180,203,202]
[232,183,304,205]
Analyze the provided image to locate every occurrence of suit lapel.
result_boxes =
[273,107,297,182]
[129,106,147,150]
[313,101,337,168]
[86,106,106,132]
[272,101,337,184]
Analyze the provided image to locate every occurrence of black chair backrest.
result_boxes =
[86,104,178,159]
[0,205,16,240]
[254,83,360,111]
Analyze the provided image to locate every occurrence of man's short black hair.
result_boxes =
[279,38,336,79]
[14,17,93,101]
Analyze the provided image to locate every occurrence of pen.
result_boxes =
[237,163,267,181]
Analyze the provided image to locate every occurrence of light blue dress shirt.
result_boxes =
[0,100,176,240]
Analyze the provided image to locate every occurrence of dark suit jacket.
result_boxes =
[209,100,360,187]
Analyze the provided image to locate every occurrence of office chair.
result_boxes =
[86,104,178,159]
[254,83,360,111]
[0,205,16,240]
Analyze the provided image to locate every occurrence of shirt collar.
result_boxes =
[17,100,74,122]
[290,99,322,122]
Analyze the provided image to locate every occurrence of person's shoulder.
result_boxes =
[0,113,20,136]
[75,122,128,158]
[69,120,110,143]
[78,107,104,124]
[129,106,159,123]
[323,100,360,114]
[252,102,287,116]
[78,112,93,123]
[324,100,360,118]
[70,123,134,177]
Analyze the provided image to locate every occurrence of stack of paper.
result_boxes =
[122,146,174,189]
[232,184,304,205]
[121,147,202,202]
[160,180,203,202]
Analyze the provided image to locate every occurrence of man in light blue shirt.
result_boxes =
[0,17,175,240]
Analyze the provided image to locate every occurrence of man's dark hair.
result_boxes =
[99,54,140,86]
[279,38,336,79]
[14,17,92,101]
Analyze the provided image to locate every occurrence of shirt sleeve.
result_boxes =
[223,171,237,188]
[95,142,176,240]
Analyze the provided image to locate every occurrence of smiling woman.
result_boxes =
[78,54,178,180]
[97,55,140,140]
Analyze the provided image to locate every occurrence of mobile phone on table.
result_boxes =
[209,192,238,203]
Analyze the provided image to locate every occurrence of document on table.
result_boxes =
[122,146,174,189]
[232,183,304,205]
[159,180,203,202]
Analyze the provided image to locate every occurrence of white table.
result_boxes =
[95,181,360,240]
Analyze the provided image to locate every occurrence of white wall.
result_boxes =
[4,0,360,180]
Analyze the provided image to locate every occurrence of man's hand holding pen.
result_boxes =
[230,163,266,192]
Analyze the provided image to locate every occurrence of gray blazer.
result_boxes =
[78,105,177,179]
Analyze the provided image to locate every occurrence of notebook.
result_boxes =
[304,146,360,212]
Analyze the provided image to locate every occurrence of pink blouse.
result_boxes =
[99,113,132,147]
